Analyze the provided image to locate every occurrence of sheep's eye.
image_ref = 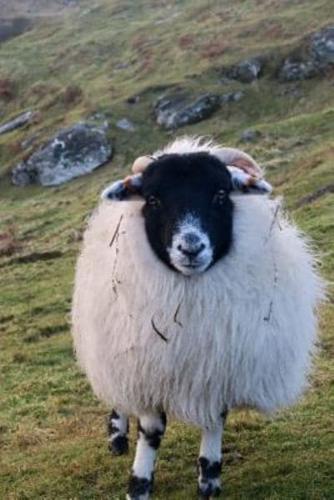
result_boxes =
[147,195,161,208]
[212,189,226,206]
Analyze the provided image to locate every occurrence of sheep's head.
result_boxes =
[101,143,272,276]
[139,153,233,275]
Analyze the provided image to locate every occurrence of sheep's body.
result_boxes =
[72,194,323,429]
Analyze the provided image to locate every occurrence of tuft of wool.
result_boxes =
[72,195,324,428]
[154,135,264,177]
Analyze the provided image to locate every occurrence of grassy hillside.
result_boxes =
[0,1,333,498]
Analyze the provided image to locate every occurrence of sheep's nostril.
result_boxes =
[177,242,205,258]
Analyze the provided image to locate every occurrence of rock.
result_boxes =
[311,26,334,65]
[116,118,135,132]
[12,123,112,187]
[221,90,245,103]
[0,17,31,44]
[278,26,334,82]
[0,111,35,135]
[127,95,140,104]
[278,58,319,82]
[154,93,221,129]
[87,112,110,130]
[224,57,263,83]
[240,129,261,142]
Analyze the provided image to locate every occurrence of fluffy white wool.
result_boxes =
[72,194,324,428]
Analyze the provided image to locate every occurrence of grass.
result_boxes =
[0,0,333,498]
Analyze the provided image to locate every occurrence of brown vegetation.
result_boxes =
[0,78,16,100]
[0,226,21,256]
[200,38,226,59]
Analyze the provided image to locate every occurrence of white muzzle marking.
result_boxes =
[168,214,213,276]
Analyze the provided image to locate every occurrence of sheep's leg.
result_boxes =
[127,412,166,500]
[107,409,129,455]
[198,413,227,499]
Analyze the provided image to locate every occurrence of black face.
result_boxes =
[141,152,233,276]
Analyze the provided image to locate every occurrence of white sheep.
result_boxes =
[72,137,324,500]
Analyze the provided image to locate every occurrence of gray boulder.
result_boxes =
[12,123,112,186]
[311,26,334,65]
[278,58,319,82]
[225,58,263,83]
[116,118,135,131]
[240,129,261,142]
[0,17,31,44]
[278,26,334,82]
[0,110,34,135]
[221,90,245,103]
[154,93,221,129]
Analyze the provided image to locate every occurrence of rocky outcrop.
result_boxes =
[278,59,319,82]
[0,111,35,135]
[12,123,112,186]
[240,129,261,142]
[0,17,31,44]
[223,57,264,83]
[311,26,334,65]
[154,93,221,129]
[279,26,334,81]
[221,91,244,103]
[116,118,135,131]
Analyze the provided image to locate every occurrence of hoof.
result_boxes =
[127,475,153,500]
[108,434,129,455]
[198,479,222,498]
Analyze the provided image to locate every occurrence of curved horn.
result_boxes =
[132,155,155,174]
[212,147,263,178]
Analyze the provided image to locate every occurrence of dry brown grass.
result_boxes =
[0,226,21,257]
[0,78,16,100]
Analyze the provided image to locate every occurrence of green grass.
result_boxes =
[0,1,334,498]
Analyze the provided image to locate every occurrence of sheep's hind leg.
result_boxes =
[198,413,227,499]
[107,409,129,455]
[127,411,166,500]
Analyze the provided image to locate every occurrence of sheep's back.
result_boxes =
[72,196,324,428]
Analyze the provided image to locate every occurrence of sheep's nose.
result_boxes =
[177,232,205,257]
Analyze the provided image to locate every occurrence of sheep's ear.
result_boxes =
[228,166,272,194]
[101,173,143,200]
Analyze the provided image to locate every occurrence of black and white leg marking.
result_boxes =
[127,412,166,500]
[198,414,227,498]
[107,409,129,455]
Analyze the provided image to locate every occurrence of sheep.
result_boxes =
[72,137,324,500]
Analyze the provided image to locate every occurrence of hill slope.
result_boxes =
[0,1,333,498]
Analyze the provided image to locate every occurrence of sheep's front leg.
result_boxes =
[127,412,166,500]
[198,413,227,498]
[107,409,129,455]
